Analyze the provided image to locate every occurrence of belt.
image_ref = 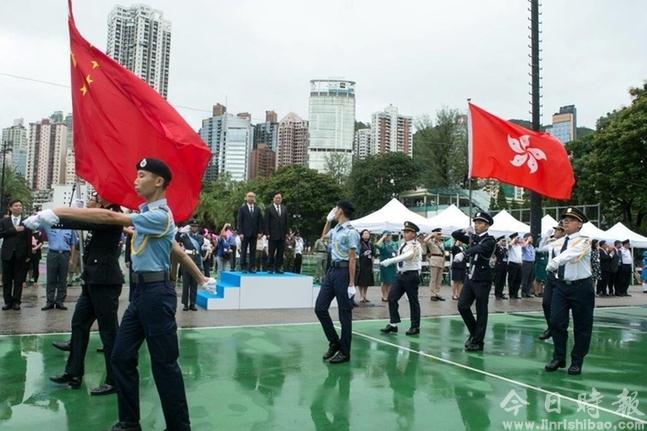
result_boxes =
[508,262,522,266]
[430,254,443,257]
[560,277,591,286]
[331,261,349,268]
[398,270,419,276]
[49,249,70,254]
[133,271,169,284]
[185,250,200,256]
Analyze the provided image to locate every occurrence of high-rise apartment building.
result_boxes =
[353,127,372,161]
[26,116,69,190]
[1,118,28,177]
[371,104,413,157]
[277,113,308,168]
[107,4,172,98]
[307,79,355,173]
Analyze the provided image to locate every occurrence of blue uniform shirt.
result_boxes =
[522,244,536,262]
[128,198,176,272]
[328,222,360,262]
[42,226,77,252]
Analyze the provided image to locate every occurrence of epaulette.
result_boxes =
[157,205,169,213]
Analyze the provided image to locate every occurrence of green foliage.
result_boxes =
[413,108,468,188]
[0,167,31,213]
[348,152,419,216]
[490,183,509,211]
[195,173,259,230]
[568,83,647,233]
[354,121,370,131]
[324,152,351,186]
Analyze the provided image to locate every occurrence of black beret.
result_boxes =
[560,207,588,223]
[432,228,442,233]
[509,232,519,240]
[403,221,420,233]
[473,211,494,225]
[188,218,199,226]
[136,158,172,183]
[336,200,355,216]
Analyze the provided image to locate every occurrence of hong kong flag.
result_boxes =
[68,1,211,221]
[468,102,575,200]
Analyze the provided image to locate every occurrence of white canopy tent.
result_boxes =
[426,204,472,234]
[580,222,610,241]
[350,198,435,233]
[603,223,647,248]
[489,210,531,238]
[541,214,559,236]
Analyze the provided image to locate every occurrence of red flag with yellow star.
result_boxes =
[68,1,211,221]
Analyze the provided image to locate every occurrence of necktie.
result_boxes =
[557,236,569,280]
[13,217,18,227]
[276,205,281,217]
[398,243,406,268]
[249,205,254,213]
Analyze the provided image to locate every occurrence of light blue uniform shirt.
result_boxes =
[522,244,536,262]
[42,226,77,252]
[128,198,176,272]
[327,222,360,262]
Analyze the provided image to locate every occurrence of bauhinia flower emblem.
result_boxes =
[508,134,547,174]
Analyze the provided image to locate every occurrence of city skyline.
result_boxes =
[1,0,645,132]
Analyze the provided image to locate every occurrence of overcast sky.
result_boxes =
[1,0,645,131]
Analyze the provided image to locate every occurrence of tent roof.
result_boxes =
[541,214,559,235]
[489,210,530,237]
[603,222,647,248]
[426,204,471,234]
[580,222,609,241]
[350,198,434,233]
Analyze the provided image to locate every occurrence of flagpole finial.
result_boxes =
[467,98,472,103]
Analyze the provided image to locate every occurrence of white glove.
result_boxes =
[72,198,84,208]
[546,260,558,272]
[380,258,394,267]
[347,285,356,299]
[38,209,60,226]
[23,215,41,230]
[326,207,338,222]
[199,277,217,293]
[454,252,465,263]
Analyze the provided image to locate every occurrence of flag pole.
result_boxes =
[466,98,474,227]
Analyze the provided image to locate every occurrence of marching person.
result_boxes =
[493,236,508,299]
[179,219,204,311]
[379,222,423,336]
[26,158,212,431]
[424,228,446,302]
[451,212,496,352]
[544,208,593,375]
[314,201,360,365]
[536,221,566,340]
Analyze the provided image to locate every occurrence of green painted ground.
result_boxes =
[1,307,646,430]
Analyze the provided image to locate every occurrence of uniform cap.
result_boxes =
[509,232,519,240]
[473,211,494,225]
[403,221,420,233]
[560,207,588,223]
[432,228,442,233]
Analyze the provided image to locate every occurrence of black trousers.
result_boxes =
[542,273,556,329]
[294,253,303,274]
[314,267,353,356]
[111,280,190,430]
[267,238,285,271]
[31,256,41,283]
[240,236,258,271]
[507,262,522,298]
[493,263,507,297]
[181,273,198,306]
[66,283,121,384]
[457,278,492,345]
[387,271,420,329]
[597,270,610,295]
[619,264,632,295]
[2,256,27,306]
[612,269,623,295]
[521,261,535,296]
[550,278,594,366]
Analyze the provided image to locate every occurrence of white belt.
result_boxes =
[185,250,199,256]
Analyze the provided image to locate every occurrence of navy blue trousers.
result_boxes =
[111,280,190,430]
[550,278,594,366]
[315,267,353,356]
[542,273,556,329]
[457,278,492,345]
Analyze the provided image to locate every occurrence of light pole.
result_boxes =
[529,0,543,242]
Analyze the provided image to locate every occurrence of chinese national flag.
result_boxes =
[68,2,211,221]
[468,102,574,200]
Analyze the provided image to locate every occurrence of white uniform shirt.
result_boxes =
[295,237,304,255]
[507,242,523,264]
[549,231,592,281]
[387,240,423,272]
[620,247,633,265]
[538,235,564,272]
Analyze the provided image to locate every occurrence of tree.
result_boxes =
[0,167,31,213]
[413,108,468,189]
[256,165,344,242]
[348,152,419,216]
[324,152,351,186]
[568,83,647,233]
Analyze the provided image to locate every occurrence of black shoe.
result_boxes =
[268,270,274,274]
[1,304,11,310]
[49,373,81,388]
[544,359,566,372]
[52,341,71,352]
[522,294,533,298]
[322,343,340,361]
[465,342,484,352]
[190,305,198,311]
[276,270,284,274]
[55,303,68,310]
[12,303,20,310]
[249,269,256,274]
[42,304,55,311]
[538,329,552,340]
[328,351,350,364]
[110,422,142,431]
[91,383,116,396]
[430,295,445,301]
[97,346,104,353]
[182,305,189,311]
[464,335,473,348]
[405,327,420,336]
[567,364,582,375]
[380,324,398,334]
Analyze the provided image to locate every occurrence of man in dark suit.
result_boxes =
[236,191,263,273]
[0,199,32,311]
[452,211,496,352]
[264,192,289,274]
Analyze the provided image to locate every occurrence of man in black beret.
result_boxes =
[452,211,496,352]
